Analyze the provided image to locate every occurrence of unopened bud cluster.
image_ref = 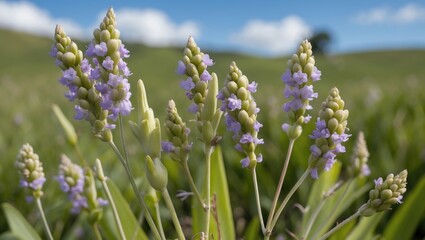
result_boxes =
[349,132,370,177]
[281,40,321,140]
[309,87,350,179]
[15,144,46,199]
[177,36,214,114]
[218,62,263,169]
[162,100,192,162]
[359,170,407,217]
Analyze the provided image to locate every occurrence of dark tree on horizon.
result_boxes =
[309,31,332,55]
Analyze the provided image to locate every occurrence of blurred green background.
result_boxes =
[1,28,425,239]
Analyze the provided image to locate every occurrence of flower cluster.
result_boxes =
[51,25,113,141]
[57,155,107,214]
[57,155,85,213]
[85,8,132,121]
[177,36,214,114]
[359,170,407,217]
[218,62,263,168]
[162,100,192,162]
[309,87,350,179]
[348,131,371,177]
[15,144,46,199]
[51,8,132,141]
[281,40,321,139]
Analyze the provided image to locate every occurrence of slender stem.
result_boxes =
[119,115,129,163]
[319,211,360,240]
[182,160,207,210]
[100,178,126,240]
[74,144,88,167]
[251,167,266,234]
[204,145,213,239]
[154,203,166,240]
[109,141,162,240]
[92,223,102,240]
[162,189,185,240]
[266,139,295,230]
[35,197,54,240]
[266,167,311,238]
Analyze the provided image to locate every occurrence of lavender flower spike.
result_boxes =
[219,62,263,169]
[348,131,371,177]
[88,8,133,121]
[52,25,112,142]
[281,40,321,140]
[359,170,407,217]
[308,87,350,179]
[177,36,222,144]
[15,144,46,199]
[57,154,87,213]
[163,100,192,162]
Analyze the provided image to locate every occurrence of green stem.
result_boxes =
[109,141,162,240]
[204,145,213,239]
[35,197,54,240]
[162,189,185,240]
[265,139,295,230]
[92,223,102,240]
[74,144,88,167]
[265,167,311,239]
[100,178,126,240]
[318,211,360,240]
[251,167,265,234]
[119,115,129,163]
[154,203,166,240]
[181,159,207,210]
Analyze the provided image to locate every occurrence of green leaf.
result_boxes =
[0,232,21,240]
[346,213,384,240]
[383,175,425,240]
[304,178,371,239]
[300,161,341,236]
[192,146,235,239]
[244,217,260,240]
[1,203,42,240]
[98,180,148,240]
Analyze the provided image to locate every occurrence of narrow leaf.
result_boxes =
[2,203,42,240]
[99,180,148,240]
[346,213,384,240]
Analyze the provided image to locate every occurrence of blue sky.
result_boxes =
[1,0,424,56]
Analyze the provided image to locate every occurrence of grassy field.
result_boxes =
[1,28,425,238]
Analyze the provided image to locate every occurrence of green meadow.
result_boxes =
[1,28,425,238]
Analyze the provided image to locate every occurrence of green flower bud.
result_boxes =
[348,131,370,177]
[52,104,78,147]
[146,156,168,191]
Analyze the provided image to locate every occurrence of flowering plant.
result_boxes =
[5,8,411,240]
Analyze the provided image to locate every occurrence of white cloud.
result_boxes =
[0,2,199,47]
[231,16,311,56]
[354,4,425,24]
[0,1,86,38]
[114,8,200,46]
